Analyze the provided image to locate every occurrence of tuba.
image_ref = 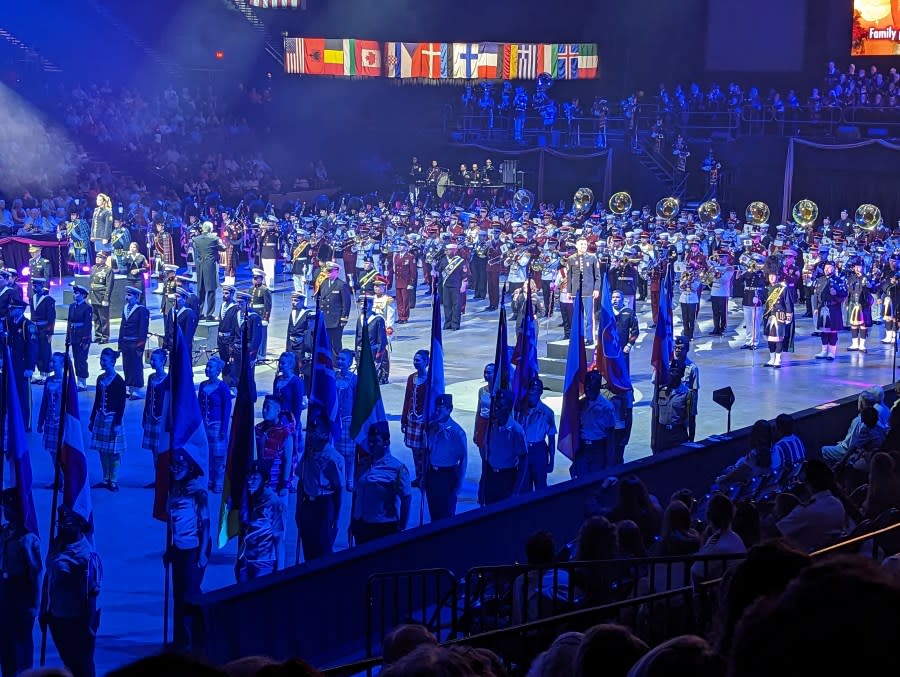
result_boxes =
[608,191,632,215]
[698,200,721,224]
[572,187,594,216]
[792,199,818,229]
[745,201,770,226]
[656,196,680,220]
[512,189,534,214]
[855,204,882,231]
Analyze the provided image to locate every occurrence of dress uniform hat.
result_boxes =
[373,276,388,286]
[164,264,178,272]
[324,261,340,270]
[175,287,190,298]
[31,277,46,285]
[124,286,142,296]
[221,284,235,293]
[291,291,306,300]
[251,268,265,278]
[235,291,251,302]
[71,283,88,295]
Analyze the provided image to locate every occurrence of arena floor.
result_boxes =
[25,268,898,672]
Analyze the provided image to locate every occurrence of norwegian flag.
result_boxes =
[557,44,579,80]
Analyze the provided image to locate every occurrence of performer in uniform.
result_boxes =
[483,389,527,503]
[611,290,639,362]
[401,350,429,489]
[60,204,90,265]
[567,237,601,340]
[708,250,735,335]
[372,276,396,383]
[392,241,417,323]
[258,217,280,289]
[814,259,848,361]
[234,291,263,397]
[216,285,239,388]
[89,251,114,344]
[485,228,505,311]
[68,283,92,390]
[26,245,51,298]
[335,349,358,490]
[169,287,199,349]
[192,221,226,320]
[763,270,794,368]
[250,268,273,359]
[7,298,37,431]
[273,351,305,487]
[290,228,311,293]
[123,242,149,306]
[29,277,55,383]
[652,361,691,453]
[89,347,127,492]
[673,336,700,441]
[425,394,467,521]
[520,378,557,492]
[355,294,388,377]
[295,409,344,561]
[198,356,232,493]
[119,286,150,400]
[37,352,66,466]
[286,292,313,385]
[236,461,281,581]
[437,242,468,330]
[109,216,131,273]
[90,192,113,258]
[846,257,875,353]
[318,262,351,358]
[573,371,616,476]
[151,220,175,293]
[141,349,170,484]
[739,255,766,350]
[881,255,900,346]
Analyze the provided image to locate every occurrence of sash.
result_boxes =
[441,256,464,285]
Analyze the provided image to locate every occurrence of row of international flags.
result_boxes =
[284,38,600,80]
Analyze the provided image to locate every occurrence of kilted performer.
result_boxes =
[814,260,848,361]
[141,349,171,480]
[89,347,127,491]
[198,356,232,493]
[401,349,429,488]
[37,352,66,463]
[846,257,874,353]
[763,272,794,369]
[335,349,357,490]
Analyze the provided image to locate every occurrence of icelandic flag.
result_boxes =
[651,273,674,382]
[426,290,445,421]
[596,273,632,394]
[558,288,586,461]
[511,284,539,416]
[154,324,208,521]
[59,355,92,526]
[452,43,479,79]
[3,345,38,534]
[308,312,341,445]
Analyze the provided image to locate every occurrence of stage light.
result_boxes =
[20,266,30,277]
[81,265,91,273]
[215,50,225,60]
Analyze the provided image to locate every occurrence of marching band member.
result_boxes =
[250,268,273,359]
[60,204,90,265]
[881,255,900,345]
[151,220,175,293]
[436,242,468,331]
[708,249,734,335]
[763,270,794,368]
[739,254,766,350]
[814,259,848,361]
[846,257,875,353]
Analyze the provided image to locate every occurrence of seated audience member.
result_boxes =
[571,516,620,605]
[382,624,438,667]
[380,644,489,677]
[615,519,650,596]
[776,460,848,552]
[626,635,725,677]
[573,624,649,677]
[820,389,882,464]
[861,452,900,519]
[729,556,900,677]
[713,539,810,656]
[867,385,890,428]
[731,500,761,549]
[106,652,228,676]
[769,413,808,474]
[880,403,900,457]
[512,530,571,624]
[691,494,747,585]
[606,475,663,550]
[223,656,279,677]
[648,501,701,592]
[527,631,584,677]
[716,420,773,486]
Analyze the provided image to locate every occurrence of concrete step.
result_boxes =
[546,339,595,360]
[541,373,566,393]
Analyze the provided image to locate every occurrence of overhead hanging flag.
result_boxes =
[284,37,302,74]
[477,42,500,79]
[343,38,381,77]
[384,41,417,78]
[557,43,579,80]
[413,42,448,79]
[577,43,599,78]
[322,39,345,75]
[452,43,480,79]
[504,44,556,80]
[249,0,304,7]
[540,44,558,77]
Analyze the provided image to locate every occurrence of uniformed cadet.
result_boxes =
[160,264,179,319]
[250,268,273,359]
[68,284,93,390]
[286,292,313,384]
[483,389,528,504]
[318,262,351,358]
[26,244,52,298]
[29,277,56,382]
[520,378,557,492]
[170,288,199,350]
[119,286,150,400]
[88,251,114,343]
[573,370,616,477]
[424,394,467,521]
[7,298,38,431]
[216,285,240,388]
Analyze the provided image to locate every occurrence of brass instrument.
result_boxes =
[608,191,632,215]
[679,268,700,291]
[573,187,594,217]
[792,199,818,228]
[504,245,530,268]
[745,201,770,226]
[512,189,535,214]
[698,200,721,224]
[855,203,882,231]
[656,196,680,220]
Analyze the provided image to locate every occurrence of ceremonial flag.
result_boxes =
[217,327,256,547]
[596,274,632,394]
[452,43,479,80]
[249,0,304,7]
[477,42,499,79]
[504,44,556,80]
[384,42,417,78]
[558,289,586,461]
[651,273,674,382]
[510,284,539,416]
[343,39,381,77]
[59,355,92,525]
[308,312,341,445]
[557,43,579,80]
[577,43,599,78]
[350,321,387,452]
[2,345,38,534]
[426,291,446,420]
[322,39,346,75]
[492,299,513,395]
[540,44,558,77]
[284,37,302,74]
[413,42,448,79]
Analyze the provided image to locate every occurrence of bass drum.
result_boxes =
[436,171,451,197]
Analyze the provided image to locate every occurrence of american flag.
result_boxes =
[284,37,301,74]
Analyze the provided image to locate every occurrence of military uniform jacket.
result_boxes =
[67,301,93,343]
[169,306,198,347]
[740,270,766,306]
[286,308,313,354]
[31,293,56,335]
[161,278,178,316]
[192,233,225,289]
[29,256,52,282]
[393,253,417,287]
[8,317,38,374]
[89,264,114,305]
[217,303,241,346]
[614,307,639,347]
[119,303,150,348]
[250,285,273,322]
[437,254,468,289]
[356,313,388,357]
[91,207,113,241]
[318,277,351,330]
[610,264,639,296]
[110,227,131,255]
[566,253,600,297]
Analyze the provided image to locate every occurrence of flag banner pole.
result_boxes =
[298,293,322,563]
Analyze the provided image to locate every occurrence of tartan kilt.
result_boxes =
[404,415,427,450]
[142,417,165,453]
[92,412,126,455]
[337,416,355,460]
[43,419,61,456]
[816,303,843,331]
[205,421,227,458]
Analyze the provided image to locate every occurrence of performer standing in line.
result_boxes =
[401,349,429,489]
[425,394,467,521]
[26,245,51,298]
[60,203,90,265]
[520,378,557,492]
[89,251,114,344]
[141,348,170,488]
[255,396,293,569]
[814,259,847,361]
[763,269,794,369]
[7,298,37,431]
[89,347,127,492]
[318,262,351,358]
[192,221,226,321]
[673,336,700,441]
[273,351,306,488]
[483,389,527,504]
[198,356,232,494]
[37,352,66,466]
[119,286,150,400]
[151,219,175,293]
[68,283,92,390]
[29,277,55,383]
[392,240,417,323]
[216,285,239,387]
[739,256,766,350]
[574,371,616,476]
[846,257,874,353]
[123,242,149,306]
[295,409,344,561]
[335,349,358,490]
[473,363,494,505]
[236,461,281,582]
[90,192,113,259]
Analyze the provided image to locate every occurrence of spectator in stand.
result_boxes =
[731,500,761,548]
[648,501,701,592]
[861,452,900,519]
[880,404,900,458]
[715,420,773,487]
[571,516,620,606]
[627,635,724,677]
[820,388,884,464]
[776,460,848,552]
[606,475,663,550]
[382,624,438,667]
[573,624,648,677]
[527,631,584,677]
[770,413,808,475]
[690,494,747,585]
[615,519,651,597]
[512,530,570,624]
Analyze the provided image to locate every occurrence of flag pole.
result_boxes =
[482,283,507,508]
[420,285,439,526]
[162,308,177,647]
[40,329,72,665]
[297,292,322,564]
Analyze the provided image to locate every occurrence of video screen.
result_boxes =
[852,1,900,55]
